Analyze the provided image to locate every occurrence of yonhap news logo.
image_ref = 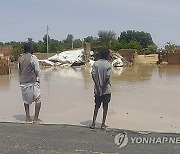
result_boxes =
[114,132,128,148]
[114,132,180,148]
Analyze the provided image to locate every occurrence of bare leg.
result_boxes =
[90,108,99,129]
[33,102,41,123]
[24,103,32,123]
[101,109,108,129]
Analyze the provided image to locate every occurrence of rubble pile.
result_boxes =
[110,52,123,67]
[38,49,126,67]
[39,49,84,67]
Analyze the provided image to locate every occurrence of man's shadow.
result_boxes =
[13,114,27,123]
[80,120,101,128]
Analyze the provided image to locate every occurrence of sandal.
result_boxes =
[33,119,42,124]
[26,120,33,124]
[100,125,108,130]
[89,125,95,129]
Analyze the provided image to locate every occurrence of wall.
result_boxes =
[136,54,158,64]
[167,52,180,64]
[0,45,13,56]
[116,49,137,62]
[0,57,10,75]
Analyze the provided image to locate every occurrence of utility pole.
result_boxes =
[72,36,74,49]
[81,39,84,48]
[47,25,49,53]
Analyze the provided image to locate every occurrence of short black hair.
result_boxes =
[99,48,110,60]
[23,43,33,53]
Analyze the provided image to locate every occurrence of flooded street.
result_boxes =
[1,64,180,133]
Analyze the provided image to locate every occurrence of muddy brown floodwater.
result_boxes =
[1,64,180,133]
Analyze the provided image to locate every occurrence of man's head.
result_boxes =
[99,48,110,60]
[24,43,34,54]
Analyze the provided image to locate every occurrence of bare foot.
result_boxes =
[26,117,33,124]
[33,118,42,124]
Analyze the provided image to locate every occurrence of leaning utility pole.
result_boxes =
[47,25,49,53]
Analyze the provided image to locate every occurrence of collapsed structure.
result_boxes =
[38,48,125,67]
[37,43,131,67]
[0,43,137,75]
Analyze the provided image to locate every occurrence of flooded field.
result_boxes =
[1,64,180,133]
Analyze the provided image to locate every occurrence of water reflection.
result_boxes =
[112,67,123,75]
[112,64,155,83]
[158,65,180,77]
[2,64,180,90]
[1,64,180,132]
[42,66,85,80]
[40,64,156,83]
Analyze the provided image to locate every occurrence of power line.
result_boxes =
[3,29,47,43]
[49,30,65,41]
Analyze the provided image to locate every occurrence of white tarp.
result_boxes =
[38,59,55,66]
[112,58,123,67]
[48,49,84,65]
[38,49,124,68]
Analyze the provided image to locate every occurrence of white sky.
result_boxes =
[0,0,180,48]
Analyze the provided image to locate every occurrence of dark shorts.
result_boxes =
[94,94,111,110]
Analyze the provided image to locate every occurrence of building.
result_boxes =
[158,46,180,64]
[0,45,12,75]
[0,45,12,57]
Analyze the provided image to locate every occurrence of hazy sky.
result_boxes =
[0,0,180,48]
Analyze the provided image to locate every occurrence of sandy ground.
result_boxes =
[137,54,158,64]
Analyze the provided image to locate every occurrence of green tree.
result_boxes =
[65,34,73,43]
[73,39,82,48]
[11,42,23,61]
[128,40,142,50]
[43,34,50,45]
[111,40,142,51]
[49,39,64,52]
[84,36,94,44]
[111,41,124,50]
[98,30,116,48]
[49,39,59,52]
[84,36,101,49]
[63,34,74,50]
[118,30,154,48]
[36,41,46,53]
[164,42,176,51]
[147,44,158,54]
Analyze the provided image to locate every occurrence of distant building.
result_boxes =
[0,45,12,75]
[158,45,180,64]
[116,49,137,63]
[0,45,13,57]
[175,46,180,52]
